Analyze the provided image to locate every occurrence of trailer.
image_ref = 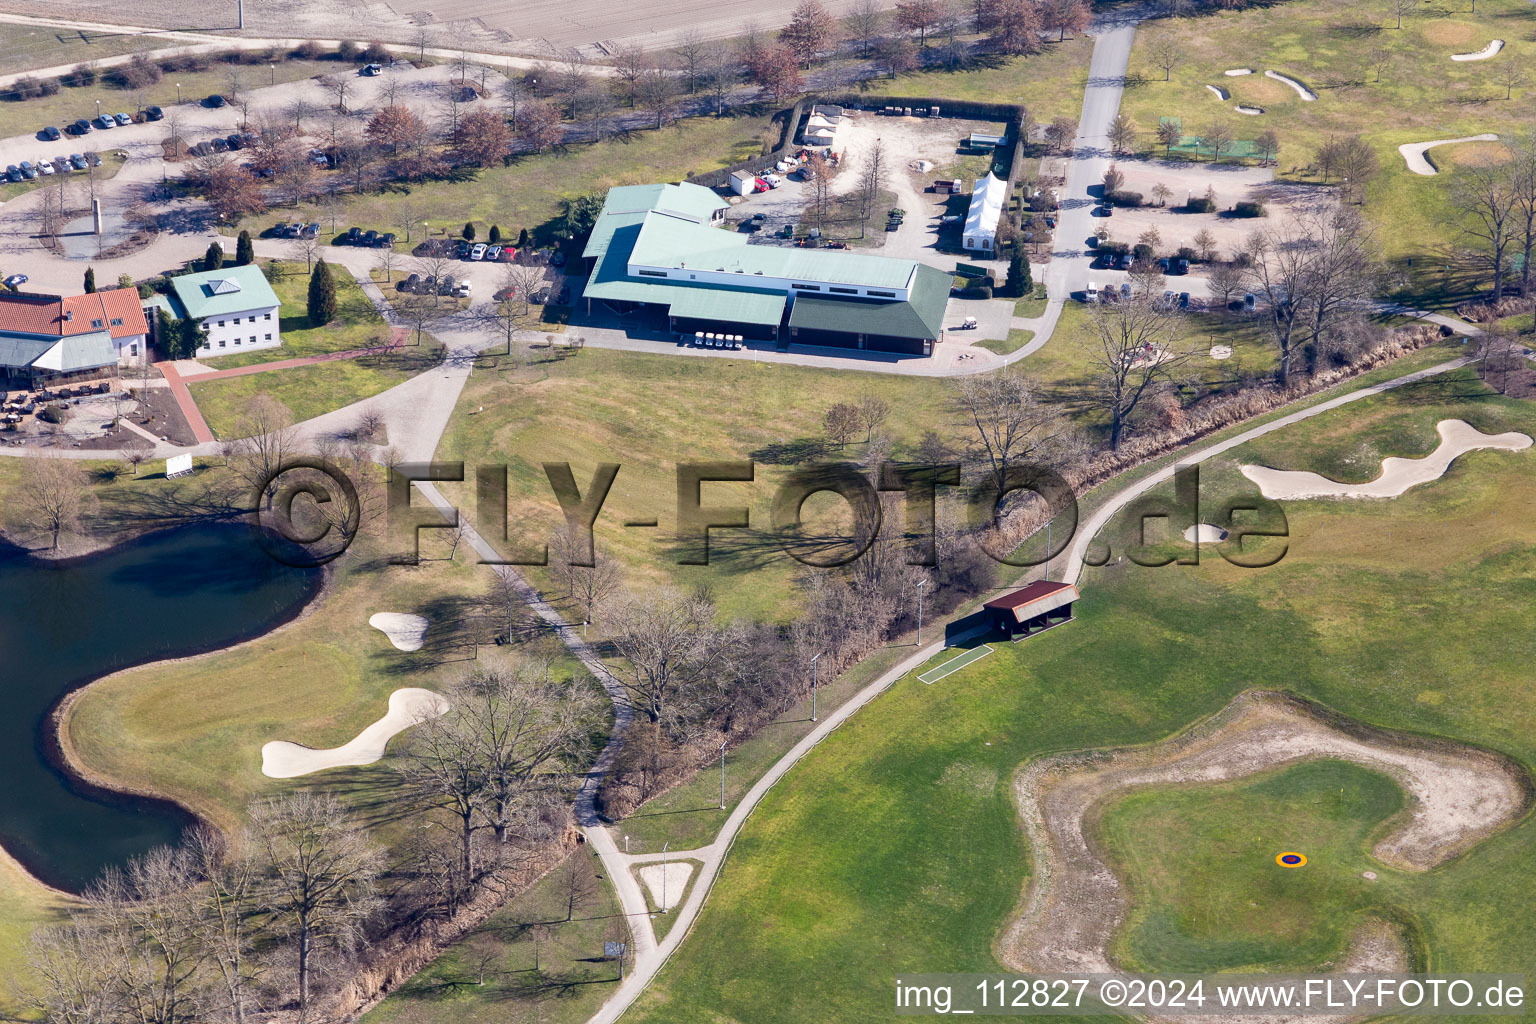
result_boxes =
[968,131,1006,149]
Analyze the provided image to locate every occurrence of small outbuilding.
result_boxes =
[983,581,1079,639]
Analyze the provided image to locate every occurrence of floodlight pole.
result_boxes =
[810,652,822,722]
[237,0,244,29]
[917,579,927,646]
[1045,520,1051,581]
[719,741,727,809]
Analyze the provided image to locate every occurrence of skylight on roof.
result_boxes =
[208,279,243,295]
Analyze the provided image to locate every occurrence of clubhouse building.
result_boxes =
[580,183,951,357]
[0,288,150,387]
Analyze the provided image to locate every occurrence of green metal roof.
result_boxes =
[788,264,951,340]
[627,213,916,289]
[169,264,280,320]
[582,182,728,263]
[32,331,116,372]
[0,335,53,369]
[669,287,786,325]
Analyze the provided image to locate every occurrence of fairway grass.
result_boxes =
[623,370,1536,1023]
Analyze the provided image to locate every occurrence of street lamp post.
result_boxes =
[917,579,927,646]
[810,652,822,722]
[176,82,182,104]
[95,99,101,119]
[719,741,727,809]
[270,64,275,87]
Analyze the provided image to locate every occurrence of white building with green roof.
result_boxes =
[580,182,951,357]
[167,264,282,358]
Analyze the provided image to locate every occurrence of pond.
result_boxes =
[0,524,320,892]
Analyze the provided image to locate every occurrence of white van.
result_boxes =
[1084,281,1099,303]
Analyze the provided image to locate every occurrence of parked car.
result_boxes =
[360,62,383,76]
[1160,290,1177,309]
[68,153,87,171]
[36,159,55,175]
[551,251,566,267]
[92,115,115,130]
[347,226,363,244]
[437,275,458,296]
[1176,258,1190,275]
[308,148,329,166]
[1117,253,1133,270]
[144,105,164,121]
[1098,203,1112,217]
[211,137,230,153]
[399,273,422,293]
[54,155,73,172]
[1121,282,1133,300]
[68,119,92,135]
[376,232,395,248]
[4,166,20,182]
[85,152,100,166]
[226,134,244,150]
[486,245,502,261]
[18,161,36,179]
[470,243,487,261]
[1178,292,1190,309]
[4,273,27,287]
[494,245,514,261]
[40,125,61,141]
[302,223,320,239]
[1243,292,1257,311]
[205,94,226,108]
[113,112,132,126]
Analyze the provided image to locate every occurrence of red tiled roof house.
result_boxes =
[0,288,149,387]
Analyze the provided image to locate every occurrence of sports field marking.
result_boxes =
[918,645,994,685]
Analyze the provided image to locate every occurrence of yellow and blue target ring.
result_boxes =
[1276,852,1307,868]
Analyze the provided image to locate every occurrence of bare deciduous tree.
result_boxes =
[19,453,90,551]
[249,792,384,1023]
[1084,289,1190,449]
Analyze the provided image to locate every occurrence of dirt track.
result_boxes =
[1000,690,1529,996]
[0,0,886,52]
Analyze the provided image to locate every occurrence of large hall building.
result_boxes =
[579,183,950,357]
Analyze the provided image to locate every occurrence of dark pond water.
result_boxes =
[0,525,319,892]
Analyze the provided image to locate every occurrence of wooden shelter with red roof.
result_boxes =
[982,581,1079,640]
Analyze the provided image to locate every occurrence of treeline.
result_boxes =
[3,40,395,104]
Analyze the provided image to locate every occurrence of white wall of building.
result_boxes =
[114,333,148,367]
[629,263,913,301]
[194,305,281,356]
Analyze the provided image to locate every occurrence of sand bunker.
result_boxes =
[637,861,694,912]
[261,687,450,778]
[1235,105,1265,115]
[1451,39,1504,61]
[1206,84,1230,100]
[1240,419,1530,500]
[1225,68,1253,76]
[1265,70,1317,100]
[369,612,429,651]
[1183,523,1230,542]
[1001,690,1528,985]
[1397,134,1500,175]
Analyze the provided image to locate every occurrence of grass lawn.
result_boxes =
[858,34,1095,125]
[622,366,1536,1023]
[1103,759,1410,973]
[188,341,443,439]
[1119,0,1536,269]
[361,847,632,1024]
[431,350,958,622]
[0,848,70,1012]
[199,260,391,369]
[977,328,1033,355]
[0,22,170,77]
[0,59,337,143]
[239,113,780,247]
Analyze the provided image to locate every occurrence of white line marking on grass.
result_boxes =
[918,644,994,685]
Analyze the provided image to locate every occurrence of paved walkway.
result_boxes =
[153,359,215,444]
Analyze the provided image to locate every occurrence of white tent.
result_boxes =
[963,173,1006,252]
